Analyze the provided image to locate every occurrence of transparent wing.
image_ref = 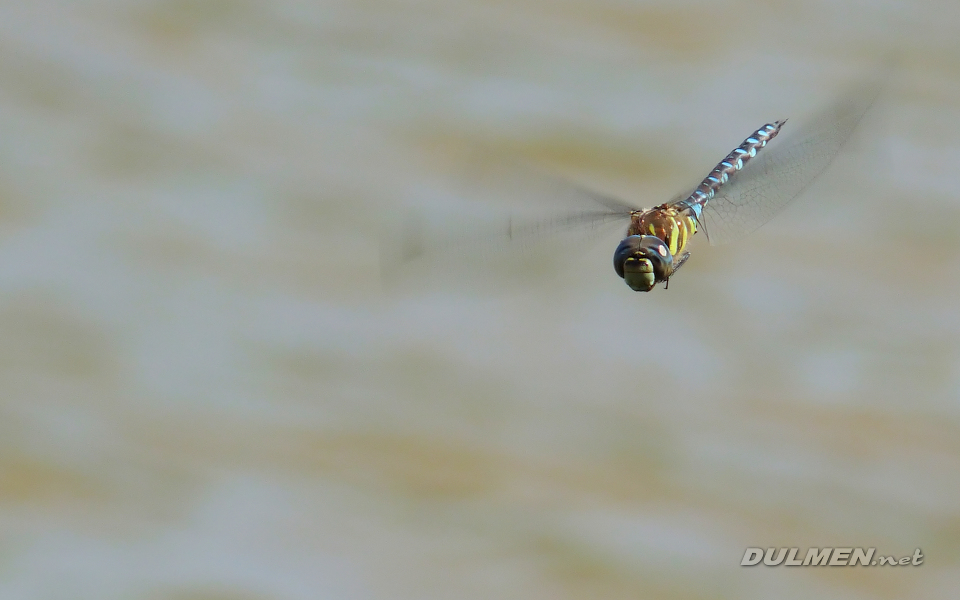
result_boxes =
[384,205,631,268]
[699,78,881,245]
[380,163,637,290]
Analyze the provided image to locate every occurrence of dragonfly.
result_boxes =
[612,119,786,291]
[388,79,879,292]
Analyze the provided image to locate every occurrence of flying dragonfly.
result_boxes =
[387,79,880,292]
[612,119,786,291]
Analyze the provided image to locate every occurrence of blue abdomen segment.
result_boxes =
[675,120,785,217]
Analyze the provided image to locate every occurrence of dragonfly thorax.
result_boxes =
[613,235,674,292]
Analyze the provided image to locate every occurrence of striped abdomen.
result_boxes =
[629,121,786,258]
[675,120,786,219]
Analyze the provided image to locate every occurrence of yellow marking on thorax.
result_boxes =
[682,216,699,254]
[675,217,688,254]
[668,215,698,256]
[667,220,680,255]
[634,208,700,256]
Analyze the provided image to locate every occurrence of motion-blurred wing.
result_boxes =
[380,169,636,289]
[387,205,632,267]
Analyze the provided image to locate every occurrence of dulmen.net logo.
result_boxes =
[741,548,924,567]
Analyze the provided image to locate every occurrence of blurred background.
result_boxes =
[1,1,959,599]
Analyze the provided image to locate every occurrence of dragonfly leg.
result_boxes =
[672,252,691,274]
[663,252,691,290]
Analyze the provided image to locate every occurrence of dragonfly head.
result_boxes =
[613,235,674,292]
